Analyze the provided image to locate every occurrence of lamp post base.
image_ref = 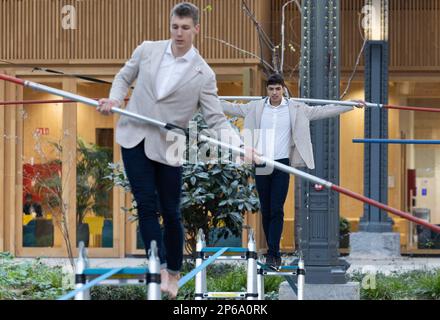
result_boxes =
[349,232,400,258]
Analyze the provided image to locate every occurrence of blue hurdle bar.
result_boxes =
[353,139,440,145]
[83,267,148,276]
[201,247,248,253]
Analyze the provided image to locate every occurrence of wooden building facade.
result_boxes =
[1,0,440,258]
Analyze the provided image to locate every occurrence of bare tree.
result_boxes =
[206,0,366,98]
[25,133,76,269]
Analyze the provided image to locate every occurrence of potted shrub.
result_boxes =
[35,139,113,247]
[339,216,350,249]
[76,138,113,247]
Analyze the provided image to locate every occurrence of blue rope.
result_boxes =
[178,247,229,288]
[353,139,440,145]
[57,267,124,300]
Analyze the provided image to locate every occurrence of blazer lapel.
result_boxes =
[159,52,203,100]
[252,99,265,146]
[255,99,265,129]
[288,100,297,143]
[150,41,170,99]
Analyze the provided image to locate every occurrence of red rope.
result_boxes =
[0,98,130,106]
[0,73,25,86]
[384,104,440,113]
[332,185,440,234]
[0,99,79,105]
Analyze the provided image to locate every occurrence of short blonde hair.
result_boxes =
[170,2,200,25]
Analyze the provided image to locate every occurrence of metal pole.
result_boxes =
[74,241,90,300]
[0,74,166,128]
[298,0,347,284]
[195,229,206,300]
[147,240,161,300]
[257,268,265,300]
[246,229,258,300]
[297,258,305,300]
[3,95,440,114]
[0,69,437,114]
[0,96,416,113]
[361,40,392,232]
[2,74,440,234]
[353,139,440,145]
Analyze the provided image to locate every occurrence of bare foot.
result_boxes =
[166,272,180,299]
[160,269,168,294]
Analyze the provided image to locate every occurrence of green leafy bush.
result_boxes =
[0,253,72,300]
[5,254,440,300]
[351,269,440,300]
[91,285,147,300]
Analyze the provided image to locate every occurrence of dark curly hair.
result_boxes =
[266,73,285,87]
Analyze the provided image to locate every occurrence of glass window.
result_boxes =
[22,85,63,248]
[76,83,114,248]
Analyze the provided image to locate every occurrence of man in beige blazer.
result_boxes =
[97,2,251,298]
[222,73,364,267]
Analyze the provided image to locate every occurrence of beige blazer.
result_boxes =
[110,40,242,167]
[222,99,354,169]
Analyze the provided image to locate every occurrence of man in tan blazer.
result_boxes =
[98,2,250,298]
[222,73,364,267]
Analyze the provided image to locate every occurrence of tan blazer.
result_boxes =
[110,40,242,167]
[222,99,353,169]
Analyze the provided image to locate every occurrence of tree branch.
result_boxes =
[281,0,302,72]
[205,36,276,73]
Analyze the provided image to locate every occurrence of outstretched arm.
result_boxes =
[221,100,252,118]
[199,74,261,164]
[199,74,243,147]
[301,100,365,121]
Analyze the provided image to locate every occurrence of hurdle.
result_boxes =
[256,258,305,300]
[63,230,302,300]
[194,229,258,300]
[194,229,304,300]
[58,240,160,300]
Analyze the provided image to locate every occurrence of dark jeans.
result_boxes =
[121,141,183,272]
[255,158,290,259]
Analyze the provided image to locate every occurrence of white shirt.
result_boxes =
[257,98,292,160]
[156,42,197,100]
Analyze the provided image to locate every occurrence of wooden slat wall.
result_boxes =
[0,0,263,61]
[3,72,18,253]
[272,0,440,71]
[0,77,4,252]
[389,0,440,68]
[2,0,440,68]
[340,0,366,70]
